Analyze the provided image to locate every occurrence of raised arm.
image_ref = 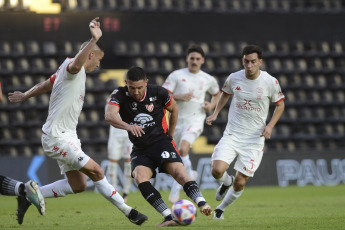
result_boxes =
[206,92,232,125]
[8,78,53,103]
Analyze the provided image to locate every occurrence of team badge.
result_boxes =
[145,103,154,112]
[132,102,137,110]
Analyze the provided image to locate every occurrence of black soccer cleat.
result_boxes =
[127,209,148,225]
[213,209,224,220]
[16,195,31,225]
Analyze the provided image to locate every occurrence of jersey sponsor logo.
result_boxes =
[161,151,170,158]
[130,113,156,128]
[145,103,154,112]
[256,87,263,100]
[235,86,241,90]
[149,96,157,101]
[236,99,261,112]
[244,99,252,106]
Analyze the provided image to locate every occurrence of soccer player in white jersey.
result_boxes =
[8,17,147,226]
[206,45,285,220]
[106,97,133,202]
[163,44,220,203]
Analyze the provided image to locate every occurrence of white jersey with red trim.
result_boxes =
[222,69,285,144]
[42,58,86,137]
[162,68,219,121]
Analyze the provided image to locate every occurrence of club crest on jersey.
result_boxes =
[149,96,157,101]
[132,102,137,110]
[145,103,154,112]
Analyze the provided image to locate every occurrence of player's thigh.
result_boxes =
[212,135,238,165]
[234,142,264,177]
[42,134,90,175]
[180,122,204,146]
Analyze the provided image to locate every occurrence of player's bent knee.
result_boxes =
[71,182,87,193]
[211,168,224,179]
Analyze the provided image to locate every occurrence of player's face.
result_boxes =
[186,52,204,74]
[126,79,148,101]
[242,53,262,79]
[86,51,104,73]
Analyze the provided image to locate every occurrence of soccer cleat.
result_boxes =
[25,180,46,215]
[168,181,181,204]
[199,203,213,217]
[16,195,31,225]
[156,215,180,227]
[213,209,224,220]
[127,209,148,225]
[216,175,235,201]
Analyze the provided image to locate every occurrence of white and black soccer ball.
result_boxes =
[171,199,197,225]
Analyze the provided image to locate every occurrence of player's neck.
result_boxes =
[245,70,261,80]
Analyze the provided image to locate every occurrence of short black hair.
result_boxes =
[242,45,263,59]
[126,66,147,81]
[186,44,205,57]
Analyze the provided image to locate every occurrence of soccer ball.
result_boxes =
[171,199,197,225]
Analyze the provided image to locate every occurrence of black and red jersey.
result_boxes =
[109,84,173,147]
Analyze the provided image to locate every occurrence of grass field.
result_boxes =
[0,185,344,230]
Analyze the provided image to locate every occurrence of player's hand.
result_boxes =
[127,124,145,137]
[182,91,193,102]
[261,126,272,139]
[202,101,212,113]
[8,91,26,103]
[206,114,217,126]
[89,17,102,41]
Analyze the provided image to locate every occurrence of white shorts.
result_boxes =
[107,135,133,161]
[42,133,90,175]
[174,120,204,148]
[211,135,264,177]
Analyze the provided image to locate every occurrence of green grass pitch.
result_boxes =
[1,185,344,229]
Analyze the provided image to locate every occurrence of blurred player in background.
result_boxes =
[105,66,213,226]
[206,45,285,220]
[8,17,147,225]
[106,96,133,202]
[162,44,220,203]
[0,81,2,101]
[0,175,45,224]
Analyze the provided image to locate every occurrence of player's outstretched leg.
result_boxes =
[183,181,213,217]
[17,180,46,225]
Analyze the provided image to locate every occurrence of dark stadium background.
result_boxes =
[0,0,344,189]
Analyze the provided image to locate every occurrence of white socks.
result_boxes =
[40,179,74,198]
[218,172,233,187]
[107,161,118,188]
[217,187,243,211]
[181,155,193,177]
[123,161,132,194]
[93,177,131,216]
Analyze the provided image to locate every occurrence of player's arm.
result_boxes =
[172,91,194,102]
[261,100,285,139]
[68,17,102,74]
[8,78,53,103]
[165,98,178,137]
[206,92,232,125]
[202,91,221,113]
[105,103,145,137]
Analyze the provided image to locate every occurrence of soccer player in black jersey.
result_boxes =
[105,66,213,226]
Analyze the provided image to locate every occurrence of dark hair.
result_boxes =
[242,45,263,59]
[186,44,205,57]
[126,66,147,81]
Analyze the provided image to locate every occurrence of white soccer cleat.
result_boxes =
[213,209,224,220]
[25,180,46,215]
[169,181,182,204]
[216,175,234,201]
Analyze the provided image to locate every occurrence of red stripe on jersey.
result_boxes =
[171,139,180,156]
[50,74,56,84]
[108,102,120,108]
[222,90,233,95]
[162,109,168,134]
[164,95,173,108]
[166,89,173,94]
[274,97,285,104]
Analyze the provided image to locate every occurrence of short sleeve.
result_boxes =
[108,89,121,108]
[162,71,177,93]
[207,76,220,96]
[270,78,285,103]
[158,86,172,108]
[222,74,234,95]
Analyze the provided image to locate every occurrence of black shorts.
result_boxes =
[131,138,182,178]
